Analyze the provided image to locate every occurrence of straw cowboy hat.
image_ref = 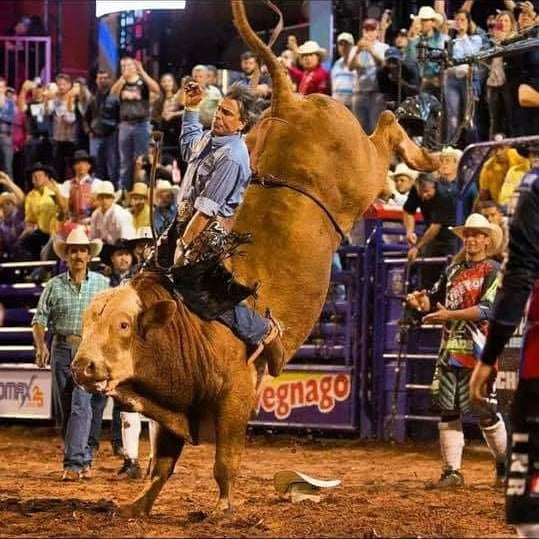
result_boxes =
[450,213,504,257]
[127,182,149,200]
[440,146,463,161]
[53,227,103,261]
[154,180,180,202]
[413,6,445,25]
[297,40,328,60]
[0,192,18,206]
[273,470,341,503]
[390,162,419,181]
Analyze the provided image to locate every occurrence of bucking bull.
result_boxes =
[71,0,439,518]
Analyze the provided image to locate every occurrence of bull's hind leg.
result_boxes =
[212,390,252,515]
[120,423,185,517]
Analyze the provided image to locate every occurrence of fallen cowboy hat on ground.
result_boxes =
[273,470,341,503]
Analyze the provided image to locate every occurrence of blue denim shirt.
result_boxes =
[0,98,16,135]
[179,110,251,218]
[154,202,177,236]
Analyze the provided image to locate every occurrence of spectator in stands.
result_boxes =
[437,146,477,217]
[444,9,483,144]
[331,32,357,111]
[60,150,99,225]
[348,18,389,134]
[48,73,77,182]
[191,64,223,129]
[32,227,109,481]
[477,134,529,204]
[234,51,272,99]
[499,144,537,211]
[86,70,119,183]
[390,162,418,206]
[403,173,458,289]
[100,239,143,479]
[486,11,518,137]
[17,163,67,260]
[71,77,91,151]
[133,138,173,184]
[111,56,159,194]
[127,225,153,266]
[406,213,506,490]
[516,0,537,30]
[0,191,24,260]
[207,65,221,93]
[406,6,449,98]
[287,36,330,96]
[127,182,150,230]
[476,199,509,261]
[89,180,134,245]
[377,47,420,112]
[394,28,410,55]
[151,73,182,154]
[0,77,16,178]
[17,78,53,179]
[153,179,178,236]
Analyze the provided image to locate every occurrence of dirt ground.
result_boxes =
[0,425,516,538]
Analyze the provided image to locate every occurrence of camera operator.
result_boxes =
[406,6,449,99]
[377,47,420,111]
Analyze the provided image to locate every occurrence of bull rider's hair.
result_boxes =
[224,85,259,133]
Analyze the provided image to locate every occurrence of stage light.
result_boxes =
[96,0,186,18]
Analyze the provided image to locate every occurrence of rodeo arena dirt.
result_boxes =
[1,0,539,537]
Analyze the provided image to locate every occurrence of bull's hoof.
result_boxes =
[118,502,150,518]
[187,506,233,523]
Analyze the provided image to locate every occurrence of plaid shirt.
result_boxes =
[32,270,109,336]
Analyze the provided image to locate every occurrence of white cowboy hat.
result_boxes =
[154,179,180,195]
[413,6,445,24]
[92,180,116,197]
[390,163,419,181]
[440,146,463,161]
[273,470,341,502]
[53,226,103,261]
[450,213,504,257]
[126,226,153,248]
[297,40,328,60]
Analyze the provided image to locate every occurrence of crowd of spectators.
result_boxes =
[0,0,537,275]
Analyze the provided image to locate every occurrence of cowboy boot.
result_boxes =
[260,314,286,377]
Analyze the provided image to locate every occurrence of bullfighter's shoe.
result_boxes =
[62,469,81,482]
[425,466,464,489]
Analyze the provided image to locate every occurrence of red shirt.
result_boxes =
[288,65,330,96]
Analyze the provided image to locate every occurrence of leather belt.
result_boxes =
[54,334,82,346]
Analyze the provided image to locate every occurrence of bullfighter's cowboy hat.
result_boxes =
[100,239,135,267]
[390,162,419,181]
[297,40,328,60]
[69,149,96,169]
[413,6,445,25]
[273,471,341,503]
[127,182,149,201]
[450,213,504,257]
[26,162,57,179]
[53,227,103,261]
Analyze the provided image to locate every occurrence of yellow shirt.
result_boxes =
[24,187,59,235]
[499,163,531,207]
[132,203,150,230]
[479,149,528,204]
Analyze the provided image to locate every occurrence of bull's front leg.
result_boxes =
[212,386,253,515]
[120,423,185,517]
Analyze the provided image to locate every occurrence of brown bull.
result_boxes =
[72,0,439,518]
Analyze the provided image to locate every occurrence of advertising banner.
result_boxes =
[251,369,355,428]
[0,366,52,419]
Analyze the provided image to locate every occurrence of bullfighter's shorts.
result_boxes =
[505,378,539,525]
[431,362,497,416]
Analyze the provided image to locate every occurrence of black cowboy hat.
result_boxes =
[25,161,57,178]
[100,239,135,267]
[515,142,539,159]
[70,149,96,168]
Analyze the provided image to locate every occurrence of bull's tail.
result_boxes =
[370,110,440,172]
[230,0,295,113]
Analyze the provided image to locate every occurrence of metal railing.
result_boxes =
[0,36,52,89]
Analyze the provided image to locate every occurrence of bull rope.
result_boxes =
[149,130,164,242]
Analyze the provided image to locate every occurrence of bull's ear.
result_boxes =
[139,300,177,337]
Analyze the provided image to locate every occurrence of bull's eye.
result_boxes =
[120,322,129,330]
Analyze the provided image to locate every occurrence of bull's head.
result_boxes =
[71,285,176,394]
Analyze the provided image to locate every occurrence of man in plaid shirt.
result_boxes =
[32,227,109,481]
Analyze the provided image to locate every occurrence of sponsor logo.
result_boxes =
[0,375,44,409]
[257,373,351,420]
